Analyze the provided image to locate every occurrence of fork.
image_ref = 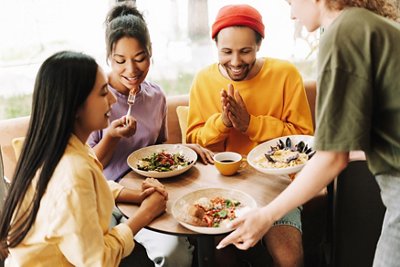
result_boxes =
[125,93,136,126]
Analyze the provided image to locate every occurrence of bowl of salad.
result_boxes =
[172,188,256,234]
[127,144,197,178]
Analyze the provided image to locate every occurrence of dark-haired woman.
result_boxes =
[0,51,167,266]
[87,3,210,267]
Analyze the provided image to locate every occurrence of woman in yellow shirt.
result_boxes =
[0,51,167,266]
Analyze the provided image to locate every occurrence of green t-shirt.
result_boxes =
[315,7,400,175]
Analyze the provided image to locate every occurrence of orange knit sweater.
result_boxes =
[187,58,314,155]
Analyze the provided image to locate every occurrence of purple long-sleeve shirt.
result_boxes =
[88,81,167,181]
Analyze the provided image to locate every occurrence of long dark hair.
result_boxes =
[105,1,152,61]
[0,51,98,257]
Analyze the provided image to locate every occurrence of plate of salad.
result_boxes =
[127,144,197,178]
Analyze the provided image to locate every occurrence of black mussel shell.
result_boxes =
[307,150,316,159]
[265,149,274,156]
[264,153,276,163]
[278,139,285,149]
[285,137,292,148]
[296,141,305,152]
[303,144,309,153]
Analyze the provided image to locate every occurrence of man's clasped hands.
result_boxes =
[221,84,250,133]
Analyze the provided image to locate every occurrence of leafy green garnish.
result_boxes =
[218,210,228,218]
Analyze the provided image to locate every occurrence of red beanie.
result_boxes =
[211,4,265,39]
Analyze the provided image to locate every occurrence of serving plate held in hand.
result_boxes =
[172,188,257,234]
[127,144,197,178]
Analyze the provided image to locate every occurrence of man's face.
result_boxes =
[216,26,261,81]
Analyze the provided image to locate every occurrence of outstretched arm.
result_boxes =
[217,150,349,250]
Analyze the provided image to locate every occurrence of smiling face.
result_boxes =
[109,37,151,94]
[75,67,116,141]
[287,0,321,32]
[216,26,261,81]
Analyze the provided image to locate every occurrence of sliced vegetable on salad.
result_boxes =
[137,151,193,172]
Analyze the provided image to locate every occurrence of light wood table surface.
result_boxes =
[118,162,292,267]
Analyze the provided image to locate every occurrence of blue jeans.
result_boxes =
[273,206,303,233]
[373,173,400,267]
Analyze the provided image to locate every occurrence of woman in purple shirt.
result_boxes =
[88,5,213,183]
[88,3,213,267]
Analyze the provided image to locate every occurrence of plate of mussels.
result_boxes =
[247,135,315,175]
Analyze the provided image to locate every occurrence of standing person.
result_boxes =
[0,51,167,266]
[88,3,212,266]
[218,1,400,267]
[186,4,313,267]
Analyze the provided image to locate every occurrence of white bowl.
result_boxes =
[172,188,257,235]
[127,144,197,178]
[247,135,314,176]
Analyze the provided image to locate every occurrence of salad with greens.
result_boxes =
[188,197,242,227]
[137,151,193,172]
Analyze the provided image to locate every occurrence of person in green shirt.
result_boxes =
[218,1,400,266]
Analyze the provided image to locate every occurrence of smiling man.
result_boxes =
[187,4,313,156]
[186,4,313,267]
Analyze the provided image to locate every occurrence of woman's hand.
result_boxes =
[139,190,167,221]
[217,207,272,250]
[184,143,214,164]
[125,189,167,235]
[142,178,168,200]
[116,187,157,204]
[108,116,137,139]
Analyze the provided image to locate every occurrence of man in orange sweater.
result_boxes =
[186,4,313,267]
[187,5,313,156]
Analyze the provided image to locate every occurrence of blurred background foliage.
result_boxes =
[0,95,32,119]
[2,0,399,120]
[0,0,323,120]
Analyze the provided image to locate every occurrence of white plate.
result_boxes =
[247,135,314,176]
[127,144,197,178]
[172,188,257,234]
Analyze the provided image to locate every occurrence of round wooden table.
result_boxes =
[118,162,292,267]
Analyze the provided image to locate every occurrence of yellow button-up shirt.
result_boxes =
[7,135,134,266]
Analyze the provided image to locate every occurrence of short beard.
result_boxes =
[224,59,256,81]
